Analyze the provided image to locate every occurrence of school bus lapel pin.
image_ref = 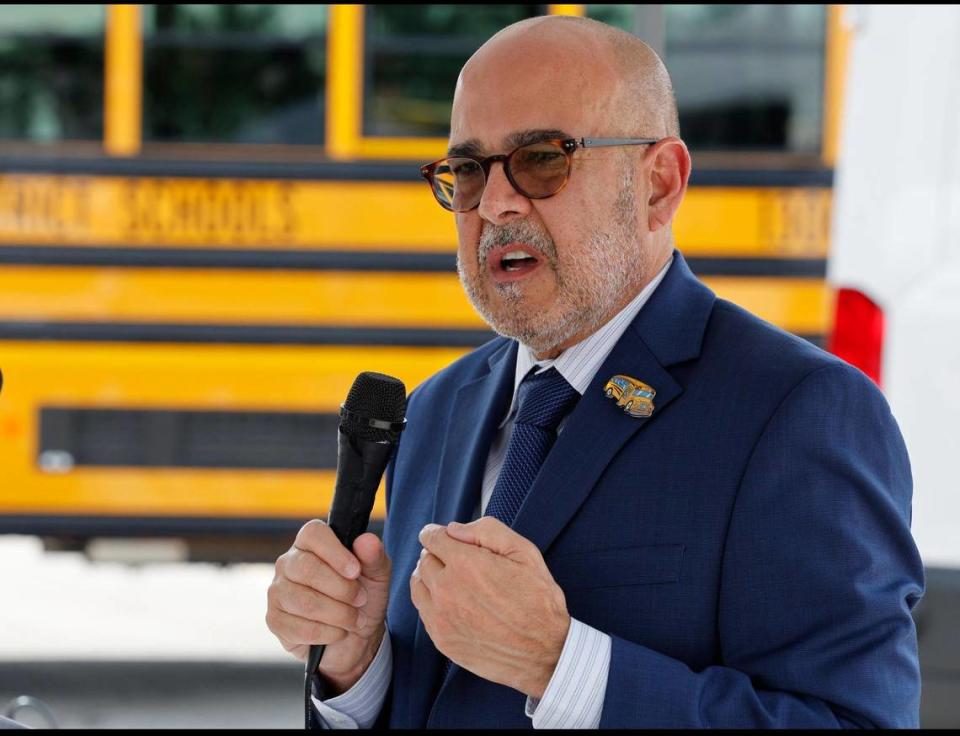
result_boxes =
[603,374,656,418]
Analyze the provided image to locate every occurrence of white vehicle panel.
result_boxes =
[830,5,960,567]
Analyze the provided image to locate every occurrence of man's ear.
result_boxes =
[645,137,691,233]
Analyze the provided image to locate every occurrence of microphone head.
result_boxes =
[341,371,407,443]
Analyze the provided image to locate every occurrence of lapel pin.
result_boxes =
[603,374,656,418]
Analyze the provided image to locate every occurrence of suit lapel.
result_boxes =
[432,339,518,525]
[411,338,517,726]
[510,332,680,552]
[512,251,716,555]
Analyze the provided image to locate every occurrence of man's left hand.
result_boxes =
[410,517,570,699]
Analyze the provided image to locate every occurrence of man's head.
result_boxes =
[447,16,691,359]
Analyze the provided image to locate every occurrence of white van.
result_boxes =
[829,5,960,726]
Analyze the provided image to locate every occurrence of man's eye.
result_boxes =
[521,151,564,166]
[452,162,481,176]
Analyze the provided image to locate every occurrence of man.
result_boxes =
[266,16,924,728]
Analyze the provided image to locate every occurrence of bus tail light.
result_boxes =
[828,287,885,387]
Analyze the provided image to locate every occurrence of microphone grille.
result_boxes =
[342,371,407,442]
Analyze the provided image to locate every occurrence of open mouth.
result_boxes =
[501,251,539,272]
[488,243,542,280]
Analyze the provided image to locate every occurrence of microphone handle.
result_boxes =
[306,434,394,678]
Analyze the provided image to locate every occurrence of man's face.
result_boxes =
[449,34,654,358]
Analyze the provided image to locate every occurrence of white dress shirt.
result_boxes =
[313,256,674,729]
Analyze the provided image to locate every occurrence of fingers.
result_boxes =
[352,532,392,582]
[409,556,433,614]
[271,578,368,633]
[419,524,471,565]
[283,547,366,606]
[420,519,537,568]
[294,519,361,580]
[445,517,532,560]
[267,520,371,655]
[276,634,308,661]
[415,549,444,591]
[266,602,351,648]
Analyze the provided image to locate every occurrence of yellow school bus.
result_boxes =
[0,5,847,560]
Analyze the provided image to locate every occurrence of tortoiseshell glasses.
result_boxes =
[419,137,660,213]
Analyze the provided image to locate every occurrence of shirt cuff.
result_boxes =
[524,618,611,729]
[311,629,392,729]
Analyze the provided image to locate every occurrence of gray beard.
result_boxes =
[457,180,647,356]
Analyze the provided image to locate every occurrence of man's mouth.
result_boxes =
[487,243,543,281]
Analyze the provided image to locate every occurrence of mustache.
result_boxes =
[477,221,557,267]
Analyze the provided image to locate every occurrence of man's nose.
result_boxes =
[476,161,532,224]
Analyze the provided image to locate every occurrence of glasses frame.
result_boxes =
[419,137,660,213]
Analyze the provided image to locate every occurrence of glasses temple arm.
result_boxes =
[578,137,660,148]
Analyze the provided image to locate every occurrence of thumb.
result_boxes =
[352,532,391,582]
[445,517,531,561]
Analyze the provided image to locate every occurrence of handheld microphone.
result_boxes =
[304,371,407,726]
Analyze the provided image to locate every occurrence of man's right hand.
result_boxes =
[266,520,392,694]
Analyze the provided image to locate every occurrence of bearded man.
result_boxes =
[267,15,923,729]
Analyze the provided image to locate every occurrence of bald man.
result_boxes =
[267,16,923,729]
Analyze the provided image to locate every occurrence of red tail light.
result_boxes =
[828,288,885,387]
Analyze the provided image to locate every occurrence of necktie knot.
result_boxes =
[514,367,580,431]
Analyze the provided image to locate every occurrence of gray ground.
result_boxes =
[0,661,304,729]
[1,537,957,728]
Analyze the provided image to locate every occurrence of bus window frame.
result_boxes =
[821,4,850,167]
[109,3,334,161]
[333,3,848,168]
[327,4,585,162]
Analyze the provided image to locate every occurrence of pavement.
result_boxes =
[2,536,958,728]
[0,536,302,728]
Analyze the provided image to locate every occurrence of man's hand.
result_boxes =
[266,520,392,695]
[410,517,570,700]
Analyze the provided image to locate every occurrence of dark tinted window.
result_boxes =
[0,6,104,142]
[142,5,327,145]
[587,4,826,153]
[363,4,541,138]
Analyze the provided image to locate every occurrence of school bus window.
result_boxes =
[667,5,826,153]
[141,4,327,146]
[586,4,826,154]
[0,5,104,143]
[363,5,540,138]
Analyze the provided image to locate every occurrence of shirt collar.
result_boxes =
[501,255,674,427]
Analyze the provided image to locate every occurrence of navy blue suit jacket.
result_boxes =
[379,251,923,728]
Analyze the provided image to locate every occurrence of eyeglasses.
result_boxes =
[419,137,660,213]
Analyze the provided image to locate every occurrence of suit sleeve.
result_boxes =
[599,363,925,728]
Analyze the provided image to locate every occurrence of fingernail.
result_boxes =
[419,523,440,541]
[345,561,360,578]
[419,548,428,560]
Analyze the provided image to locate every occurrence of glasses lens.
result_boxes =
[509,142,570,198]
[431,157,485,212]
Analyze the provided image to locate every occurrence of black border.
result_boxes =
[0,321,498,347]
[0,513,382,538]
[0,320,825,349]
[0,245,828,277]
[0,155,833,187]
